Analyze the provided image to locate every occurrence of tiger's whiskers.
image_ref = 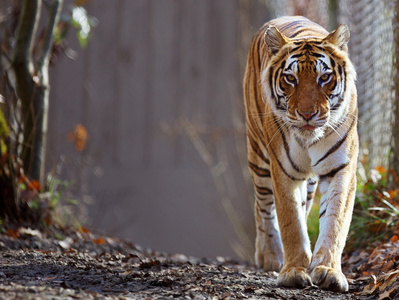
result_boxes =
[266,120,290,148]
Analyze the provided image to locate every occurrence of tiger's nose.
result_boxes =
[298,110,318,121]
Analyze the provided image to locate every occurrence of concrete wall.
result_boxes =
[48,0,270,260]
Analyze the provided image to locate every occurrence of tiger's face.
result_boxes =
[262,25,355,141]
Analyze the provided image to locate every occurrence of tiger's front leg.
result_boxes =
[270,162,313,288]
[308,162,357,292]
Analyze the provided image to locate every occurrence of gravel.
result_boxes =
[0,229,371,299]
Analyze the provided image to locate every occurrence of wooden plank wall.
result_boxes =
[48,0,270,260]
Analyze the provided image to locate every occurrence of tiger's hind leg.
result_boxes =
[305,178,318,218]
[248,148,283,271]
[254,192,283,271]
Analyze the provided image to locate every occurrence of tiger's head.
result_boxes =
[261,24,356,141]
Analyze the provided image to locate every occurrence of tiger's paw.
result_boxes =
[310,266,348,292]
[277,267,312,288]
[255,249,282,272]
[255,231,283,272]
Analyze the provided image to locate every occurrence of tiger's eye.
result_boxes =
[319,73,331,83]
[286,74,295,82]
[284,74,296,85]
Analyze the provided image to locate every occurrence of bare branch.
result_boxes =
[36,0,63,77]
[12,0,41,102]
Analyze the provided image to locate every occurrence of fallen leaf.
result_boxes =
[375,166,387,174]
[379,275,398,291]
[378,285,399,300]
[392,235,399,244]
[79,227,90,234]
[66,248,77,254]
[388,189,398,199]
[362,282,378,295]
[6,228,20,238]
[30,180,41,192]
[67,124,88,152]
[380,260,395,274]
[93,237,107,245]
[378,290,391,300]
[35,250,53,254]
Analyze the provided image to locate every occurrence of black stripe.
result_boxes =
[319,209,326,218]
[249,161,271,178]
[312,117,355,167]
[280,122,306,173]
[254,184,273,196]
[291,53,305,59]
[248,134,270,165]
[319,162,349,180]
[303,43,313,50]
[259,208,271,215]
[329,93,338,101]
[267,138,306,181]
[310,52,324,58]
[275,61,285,101]
[279,20,302,32]
[257,226,265,233]
[342,61,347,95]
[338,65,343,78]
[247,119,264,146]
[269,67,276,102]
[257,195,274,202]
[252,40,263,115]
[329,79,338,93]
[285,60,297,71]
[330,57,336,68]
[291,46,302,52]
[289,28,308,38]
[330,97,344,110]
[273,152,306,181]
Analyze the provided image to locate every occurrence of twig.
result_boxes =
[35,0,63,77]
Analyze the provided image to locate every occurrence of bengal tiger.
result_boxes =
[243,16,358,292]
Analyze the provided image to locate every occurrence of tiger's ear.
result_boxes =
[324,24,350,51]
[264,25,289,55]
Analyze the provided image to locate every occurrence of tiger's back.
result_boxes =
[243,16,358,292]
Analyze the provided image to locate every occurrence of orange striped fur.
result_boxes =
[243,16,358,292]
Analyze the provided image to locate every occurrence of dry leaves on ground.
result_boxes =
[343,235,399,299]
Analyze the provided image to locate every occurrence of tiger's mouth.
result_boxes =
[291,121,325,131]
[301,125,316,130]
[292,122,326,137]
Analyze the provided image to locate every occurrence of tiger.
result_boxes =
[243,16,358,292]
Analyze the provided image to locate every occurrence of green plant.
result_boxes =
[347,157,399,250]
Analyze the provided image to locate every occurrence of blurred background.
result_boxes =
[2,0,399,262]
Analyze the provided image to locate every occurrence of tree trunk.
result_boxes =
[12,0,62,184]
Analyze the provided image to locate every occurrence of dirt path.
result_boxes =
[0,230,370,299]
